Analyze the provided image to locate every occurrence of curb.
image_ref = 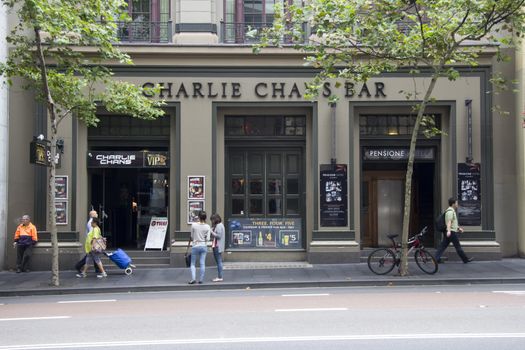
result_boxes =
[2,277,525,297]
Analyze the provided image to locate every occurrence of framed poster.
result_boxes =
[320,164,348,227]
[55,201,68,225]
[188,176,205,199]
[187,200,205,224]
[457,162,481,226]
[54,176,68,200]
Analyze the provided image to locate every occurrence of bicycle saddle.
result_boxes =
[387,233,399,239]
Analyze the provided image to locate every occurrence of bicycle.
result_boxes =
[367,226,438,275]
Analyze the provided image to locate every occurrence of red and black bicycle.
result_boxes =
[367,226,438,275]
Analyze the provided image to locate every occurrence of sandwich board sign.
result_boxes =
[144,217,168,250]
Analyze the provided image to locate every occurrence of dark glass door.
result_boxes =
[227,147,304,248]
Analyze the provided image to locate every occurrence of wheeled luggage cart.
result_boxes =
[106,248,136,275]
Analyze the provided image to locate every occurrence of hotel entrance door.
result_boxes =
[361,163,435,248]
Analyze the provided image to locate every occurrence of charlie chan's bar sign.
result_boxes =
[87,151,169,168]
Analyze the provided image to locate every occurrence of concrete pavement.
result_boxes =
[1,258,525,296]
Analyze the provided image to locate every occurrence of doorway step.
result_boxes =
[101,250,170,271]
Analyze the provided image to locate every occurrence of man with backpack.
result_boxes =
[435,197,474,264]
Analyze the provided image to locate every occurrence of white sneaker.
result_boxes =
[76,272,86,278]
[212,277,223,282]
[96,272,107,279]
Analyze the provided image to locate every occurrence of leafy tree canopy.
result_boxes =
[0,0,164,127]
[255,0,525,101]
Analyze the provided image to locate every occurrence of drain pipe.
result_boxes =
[330,102,337,167]
[465,99,473,163]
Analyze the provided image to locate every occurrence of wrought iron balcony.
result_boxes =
[116,21,173,43]
[220,21,307,44]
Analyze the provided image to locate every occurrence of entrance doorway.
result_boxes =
[90,168,169,249]
[361,163,435,248]
[225,146,305,249]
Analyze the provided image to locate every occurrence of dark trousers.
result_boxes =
[16,244,33,271]
[435,231,469,263]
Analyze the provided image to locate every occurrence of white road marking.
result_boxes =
[57,299,116,304]
[2,333,525,349]
[0,316,71,322]
[493,291,525,295]
[275,308,348,312]
[281,293,330,297]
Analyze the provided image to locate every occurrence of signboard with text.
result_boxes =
[228,218,302,249]
[144,217,168,250]
[87,151,169,168]
[457,163,481,226]
[363,147,435,161]
[320,164,348,227]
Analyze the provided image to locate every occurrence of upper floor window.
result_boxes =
[222,0,303,44]
[359,114,441,137]
[117,0,172,43]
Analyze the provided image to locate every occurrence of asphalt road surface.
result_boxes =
[1,284,525,349]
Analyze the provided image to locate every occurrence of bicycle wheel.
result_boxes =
[367,248,396,275]
[414,248,438,274]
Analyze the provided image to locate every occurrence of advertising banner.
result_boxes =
[228,218,301,249]
[457,163,481,226]
[320,164,348,227]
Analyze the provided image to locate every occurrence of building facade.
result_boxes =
[2,0,523,270]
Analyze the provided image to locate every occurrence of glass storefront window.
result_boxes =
[232,199,245,215]
[360,114,441,136]
[250,198,263,214]
[249,178,263,194]
[225,116,306,137]
[267,179,282,194]
[286,198,299,215]
[287,178,299,194]
[268,198,282,214]
[232,178,245,194]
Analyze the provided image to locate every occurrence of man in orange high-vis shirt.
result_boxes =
[13,215,38,273]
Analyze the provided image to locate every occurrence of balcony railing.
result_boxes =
[116,21,173,43]
[220,21,307,44]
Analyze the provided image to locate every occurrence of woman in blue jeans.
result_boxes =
[189,211,211,284]
[210,213,225,282]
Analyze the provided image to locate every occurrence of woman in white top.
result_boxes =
[210,213,225,282]
[189,211,210,284]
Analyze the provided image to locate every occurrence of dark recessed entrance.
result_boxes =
[88,114,171,250]
[361,162,435,248]
[90,167,169,249]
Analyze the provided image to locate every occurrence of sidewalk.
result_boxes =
[1,259,525,297]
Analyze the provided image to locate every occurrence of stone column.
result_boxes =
[0,4,8,269]
[174,0,218,44]
[517,41,525,257]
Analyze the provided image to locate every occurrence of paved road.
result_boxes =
[1,284,525,349]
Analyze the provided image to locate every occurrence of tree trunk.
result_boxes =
[399,74,439,276]
[34,27,60,286]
